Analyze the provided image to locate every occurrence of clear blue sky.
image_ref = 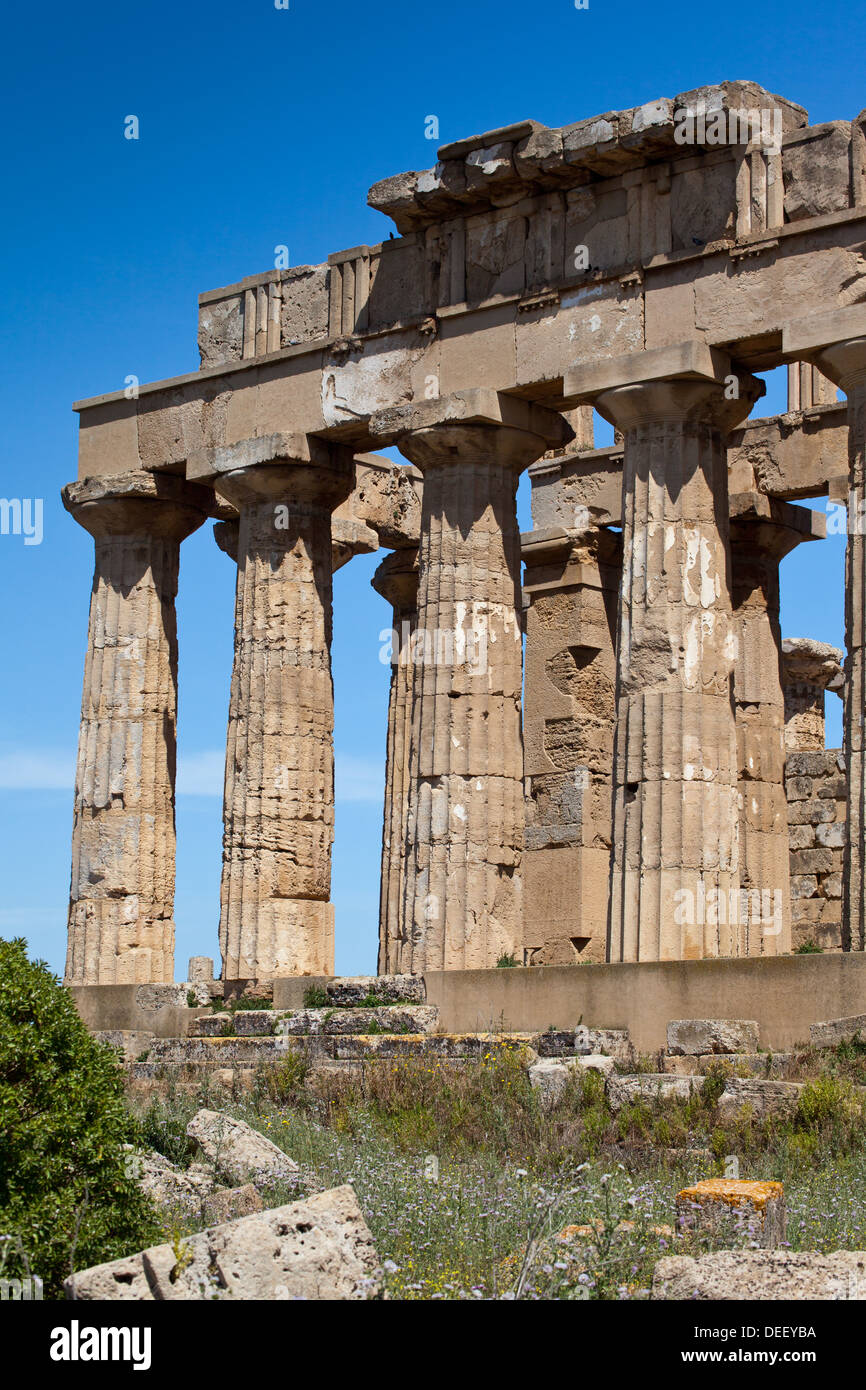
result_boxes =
[0,0,855,978]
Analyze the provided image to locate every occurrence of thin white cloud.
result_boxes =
[0,750,74,790]
[0,746,383,804]
[335,753,383,804]
[177,750,224,797]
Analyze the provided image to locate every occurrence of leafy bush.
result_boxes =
[303,986,329,1008]
[0,938,161,1295]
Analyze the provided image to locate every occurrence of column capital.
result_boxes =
[596,374,764,434]
[562,340,763,433]
[784,306,866,392]
[729,494,826,562]
[215,514,376,571]
[188,432,356,509]
[371,546,419,611]
[369,388,573,472]
[62,471,210,541]
[781,637,845,696]
[213,518,239,562]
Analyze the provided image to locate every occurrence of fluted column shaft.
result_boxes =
[216,455,353,980]
[808,339,866,949]
[62,474,207,984]
[395,424,548,971]
[598,377,759,961]
[730,518,799,955]
[372,548,419,974]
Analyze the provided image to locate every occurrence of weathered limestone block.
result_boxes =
[716,1077,804,1119]
[730,500,821,955]
[535,1026,632,1061]
[783,678,845,954]
[326,974,426,1006]
[93,1029,155,1060]
[783,123,853,223]
[606,1073,704,1112]
[528,1057,577,1108]
[193,1012,234,1036]
[653,1249,866,1300]
[63,1253,154,1300]
[371,391,572,971]
[279,263,330,345]
[204,435,355,980]
[334,453,422,551]
[663,1052,797,1078]
[810,1014,866,1048]
[188,956,214,984]
[521,526,620,963]
[781,638,844,751]
[667,1019,759,1055]
[784,309,866,951]
[133,1150,218,1210]
[202,1183,264,1225]
[372,550,419,974]
[62,472,209,985]
[198,292,244,367]
[148,1035,290,1063]
[275,1005,440,1036]
[186,1109,299,1186]
[564,344,763,962]
[65,1186,381,1301]
[676,1179,786,1248]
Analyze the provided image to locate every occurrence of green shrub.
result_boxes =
[303,986,330,1008]
[795,940,823,954]
[0,937,161,1295]
[495,954,518,969]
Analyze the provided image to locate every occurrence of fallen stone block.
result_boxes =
[676,1179,786,1248]
[64,1253,153,1300]
[652,1249,866,1300]
[65,1185,381,1301]
[535,1027,632,1062]
[186,1109,299,1186]
[202,1183,264,1226]
[810,1014,866,1049]
[667,1019,759,1056]
[606,1074,703,1112]
[528,1058,575,1108]
[575,1054,615,1077]
[715,1077,803,1120]
[131,1150,217,1212]
[663,1053,797,1079]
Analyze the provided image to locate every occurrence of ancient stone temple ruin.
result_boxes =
[63,80,866,990]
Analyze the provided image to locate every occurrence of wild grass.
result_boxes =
[127,1039,866,1299]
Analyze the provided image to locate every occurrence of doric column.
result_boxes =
[781,638,844,751]
[62,472,208,984]
[564,344,762,962]
[785,308,866,949]
[370,391,572,972]
[371,547,419,973]
[193,434,354,981]
[729,497,823,956]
